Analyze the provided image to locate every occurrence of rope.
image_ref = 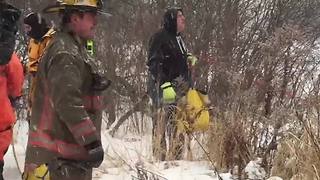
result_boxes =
[188,131,223,180]
[11,132,23,176]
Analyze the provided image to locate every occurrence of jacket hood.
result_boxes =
[163,7,183,35]
[24,12,50,40]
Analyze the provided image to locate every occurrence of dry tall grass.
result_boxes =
[271,130,320,179]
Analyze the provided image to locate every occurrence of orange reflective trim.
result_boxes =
[69,118,96,139]
[29,131,88,159]
[83,95,104,111]
[92,95,103,110]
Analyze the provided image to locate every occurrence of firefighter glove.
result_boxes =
[84,141,104,168]
[92,74,111,91]
[161,82,176,104]
[187,53,198,66]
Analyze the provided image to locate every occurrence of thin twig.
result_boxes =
[312,164,320,180]
[188,131,223,180]
[11,142,22,175]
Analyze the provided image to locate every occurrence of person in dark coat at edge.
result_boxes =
[23,0,111,180]
[147,7,198,161]
[0,1,24,180]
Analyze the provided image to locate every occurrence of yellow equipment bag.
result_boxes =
[23,164,50,180]
[177,89,210,132]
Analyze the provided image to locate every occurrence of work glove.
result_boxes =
[161,82,176,104]
[84,141,104,168]
[187,53,198,66]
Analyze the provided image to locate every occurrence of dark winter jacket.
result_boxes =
[25,28,106,171]
[146,8,190,106]
[0,2,21,65]
[147,8,190,86]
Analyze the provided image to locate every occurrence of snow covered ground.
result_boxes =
[3,119,282,180]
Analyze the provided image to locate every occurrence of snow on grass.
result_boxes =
[244,158,266,179]
[3,119,280,180]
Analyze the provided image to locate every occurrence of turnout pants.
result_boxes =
[49,161,93,180]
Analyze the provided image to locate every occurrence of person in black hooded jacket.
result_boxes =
[147,7,197,160]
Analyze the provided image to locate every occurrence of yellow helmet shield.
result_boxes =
[61,0,99,7]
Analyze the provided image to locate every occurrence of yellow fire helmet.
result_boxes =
[43,0,110,15]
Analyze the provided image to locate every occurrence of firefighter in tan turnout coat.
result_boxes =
[24,0,110,179]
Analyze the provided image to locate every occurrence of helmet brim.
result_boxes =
[43,4,112,17]
[42,4,66,13]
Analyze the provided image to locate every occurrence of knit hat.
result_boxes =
[24,12,49,40]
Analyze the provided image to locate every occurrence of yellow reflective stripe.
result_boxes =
[63,0,97,6]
